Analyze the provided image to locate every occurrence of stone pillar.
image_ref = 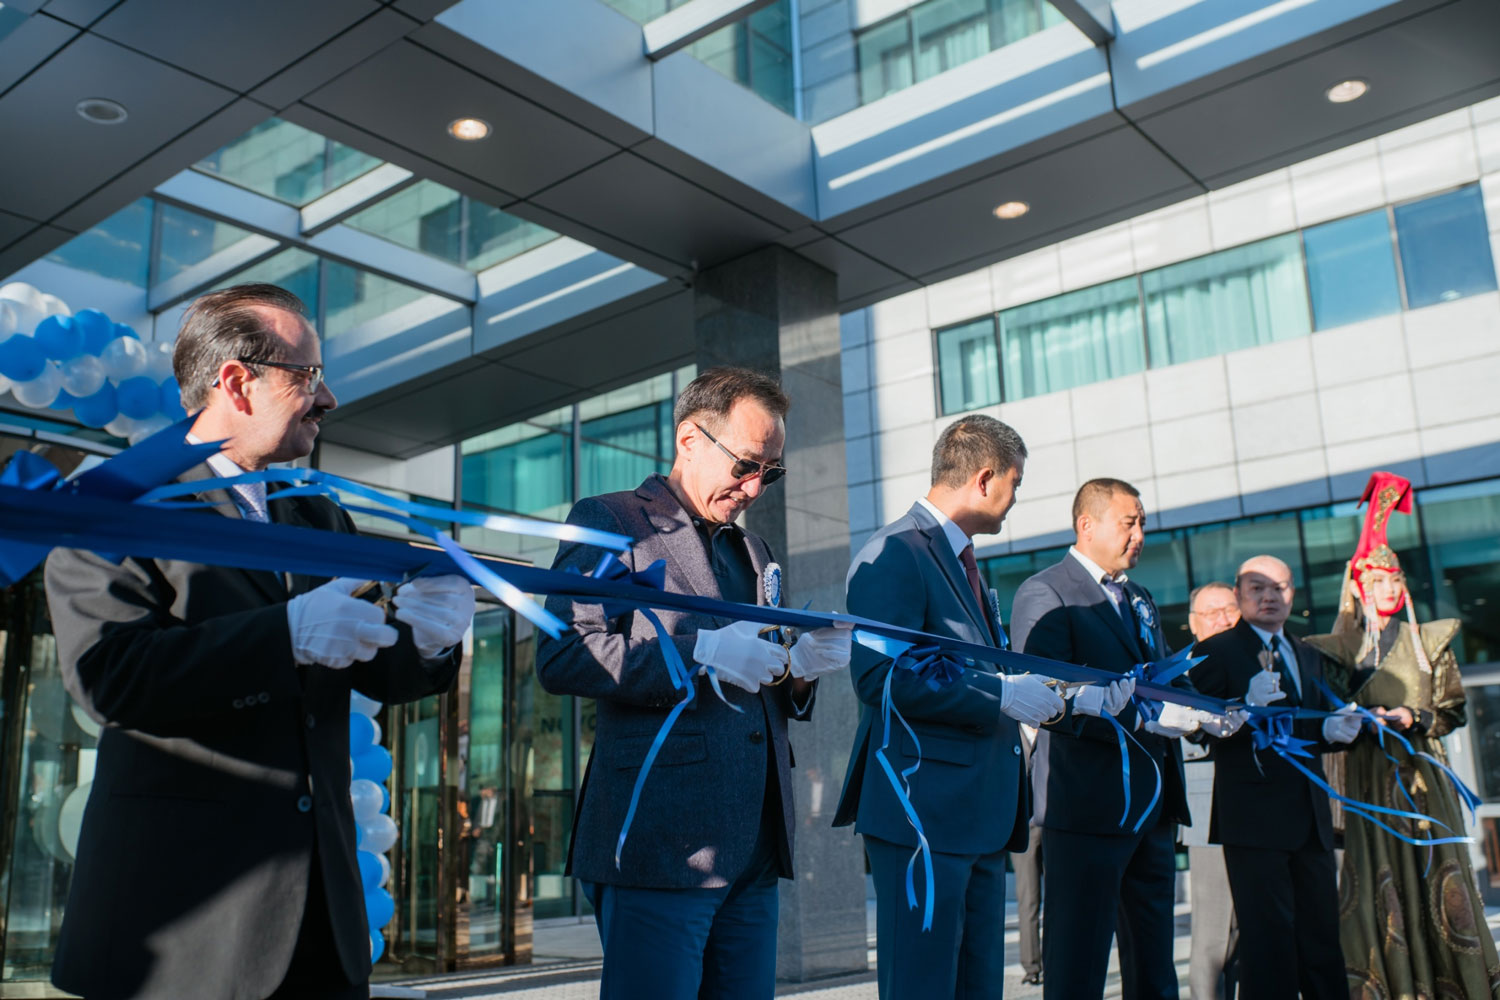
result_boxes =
[694,246,868,980]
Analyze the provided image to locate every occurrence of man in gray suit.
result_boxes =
[537,367,849,1000]
[833,414,1081,1000]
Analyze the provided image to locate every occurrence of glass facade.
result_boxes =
[154,203,257,285]
[193,118,383,207]
[44,198,152,288]
[856,0,1064,105]
[935,185,1497,413]
[344,181,557,272]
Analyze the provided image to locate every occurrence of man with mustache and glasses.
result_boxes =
[537,366,849,1000]
[45,284,471,1000]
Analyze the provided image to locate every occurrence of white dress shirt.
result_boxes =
[916,496,971,558]
[1246,621,1301,699]
[1069,546,1129,617]
[186,433,267,522]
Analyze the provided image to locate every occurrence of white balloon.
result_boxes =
[100,336,148,382]
[104,414,143,440]
[145,340,175,382]
[37,293,71,318]
[0,301,15,337]
[12,363,62,409]
[0,282,48,318]
[350,778,384,824]
[376,851,391,888]
[126,414,171,445]
[59,355,106,397]
[359,814,399,854]
[0,372,11,398]
[350,691,383,718]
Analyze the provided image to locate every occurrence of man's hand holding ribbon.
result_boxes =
[789,624,853,681]
[693,618,791,693]
[1321,703,1363,744]
[1000,674,1066,727]
[1070,676,1135,718]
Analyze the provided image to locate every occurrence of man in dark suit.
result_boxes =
[1191,555,1360,1000]
[1010,478,1204,1000]
[536,367,848,1000]
[44,284,469,1000]
[833,414,1079,1000]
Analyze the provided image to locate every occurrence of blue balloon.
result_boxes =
[352,744,393,784]
[112,322,139,341]
[73,383,118,428]
[357,849,383,889]
[33,315,84,361]
[349,713,376,752]
[53,389,78,411]
[370,930,385,964]
[159,377,187,421]
[380,785,390,814]
[115,376,160,419]
[74,309,115,356]
[0,334,46,381]
[365,886,395,930]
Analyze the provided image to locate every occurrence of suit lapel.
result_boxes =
[1061,554,1143,663]
[178,463,286,604]
[909,504,993,644]
[637,475,723,617]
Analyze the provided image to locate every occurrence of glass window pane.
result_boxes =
[1417,480,1500,664]
[194,119,382,206]
[1129,531,1192,645]
[465,201,557,271]
[461,424,572,520]
[747,2,795,115]
[154,203,255,285]
[579,439,665,499]
[1144,233,1311,367]
[215,247,320,317]
[322,261,429,340]
[1302,210,1402,330]
[936,317,1000,414]
[44,198,151,287]
[857,16,913,104]
[913,0,989,83]
[1000,277,1144,401]
[463,609,509,954]
[1394,185,1499,309]
[599,0,673,23]
[345,180,463,265]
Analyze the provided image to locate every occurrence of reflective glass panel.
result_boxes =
[215,247,320,317]
[322,260,429,341]
[461,423,572,521]
[1130,531,1192,645]
[0,4,30,43]
[44,198,151,287]
[466,202,557,272]
[194,119,382,206]
[977,545,1069,632]
[462,610,509,958]
[1417,480,1500,664]
[1302,209,1402,330]
[1467,685,1500,803]
[154,203,255,285]
[687,0,795,115]
[857,16,913,103]
[1393,185,1499,309]
[935,317,1000,414]
[346,181,463,265]
[512,629,578,919]
[1000,277,1144,401]
[913,0,991,84]
[1143,233,1311,367]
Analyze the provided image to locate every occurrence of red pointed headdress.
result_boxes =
[1351,471,1413,602]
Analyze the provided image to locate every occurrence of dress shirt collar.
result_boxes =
[1069,546,1128,587]
[185,433,248,481]
[1246,621,1288,650]
[916,497,971,559]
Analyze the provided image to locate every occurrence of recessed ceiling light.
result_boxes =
[1325,79,1369,104]
[993,201,1030,220]
[448,117,491,141]
[76,98,128,125]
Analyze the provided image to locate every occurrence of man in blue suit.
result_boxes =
[1011,478,1206,1000]
[834,414,1102,999]
[537,367,851,1000]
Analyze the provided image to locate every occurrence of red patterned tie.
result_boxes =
[959,544,988,617]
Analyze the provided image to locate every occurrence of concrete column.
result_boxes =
[694,246,868,981]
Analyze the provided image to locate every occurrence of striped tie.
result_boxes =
[231,480,268,523]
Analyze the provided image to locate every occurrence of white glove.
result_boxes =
[789,626,851,680]
[1071,676,1136,718]
[392,575,476,659]
[1000,675,1066,727]
[1322,703,1363,744]
[1143,701,1201,738]
[286,578,398,669]
[1200,708,1247,738]
[1245,671,1287,707]
[694,619,790,693]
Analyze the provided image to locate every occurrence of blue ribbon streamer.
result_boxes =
[872,655,937,932]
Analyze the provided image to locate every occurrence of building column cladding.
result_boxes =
[694,245,868,980]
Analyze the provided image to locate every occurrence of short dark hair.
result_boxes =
[1189,582,1234,610]
[673,366,789,430]
[930,414,1026,488]
[1071,478,1141,531]
[173,284,309,409]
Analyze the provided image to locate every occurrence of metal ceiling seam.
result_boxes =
[0,14,80,103]
[1103,44,1209,193]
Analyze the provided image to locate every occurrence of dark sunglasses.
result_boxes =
[214,358,325,394]
[693,422,786,486]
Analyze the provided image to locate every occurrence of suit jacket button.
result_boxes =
[749,731,765,744]
[296,795,313,813]
[232,698,244,709]
[305,715,316,730]
[258,692,271,704]
[1013,745,1022,756]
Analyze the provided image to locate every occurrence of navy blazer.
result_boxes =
[536,474,812,889]
[1010,553,1191,835]
[1191,619,1342,852]
[833,502,1029,856]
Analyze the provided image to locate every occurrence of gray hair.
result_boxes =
[673,366,789,430]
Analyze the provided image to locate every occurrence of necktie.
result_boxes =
[959,545,991,627]
[1100,576,1132,628]
[1263,636,1301,706]
[231,480,269,523]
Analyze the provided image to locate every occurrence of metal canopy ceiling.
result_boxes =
[0,0,1497,456]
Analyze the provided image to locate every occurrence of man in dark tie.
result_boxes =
[833,414,1076,1000]
[1010,478,1205,1000]
[44,284,469,1000]
[1190,555,1360,1000]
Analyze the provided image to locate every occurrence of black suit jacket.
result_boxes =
[44,463,460,1000]
[1009,553,1191,835]
[1191,619,1342,852]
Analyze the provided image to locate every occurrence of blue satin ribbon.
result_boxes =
[1110,645,1202,832]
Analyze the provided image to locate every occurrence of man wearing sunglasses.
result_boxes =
[44,284,470,1000]
[537,366,850,1000]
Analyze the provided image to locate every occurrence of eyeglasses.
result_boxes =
[693,422,786,486]
[239,358,325,394]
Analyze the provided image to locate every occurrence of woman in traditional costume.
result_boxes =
[1307,471,1500,999]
